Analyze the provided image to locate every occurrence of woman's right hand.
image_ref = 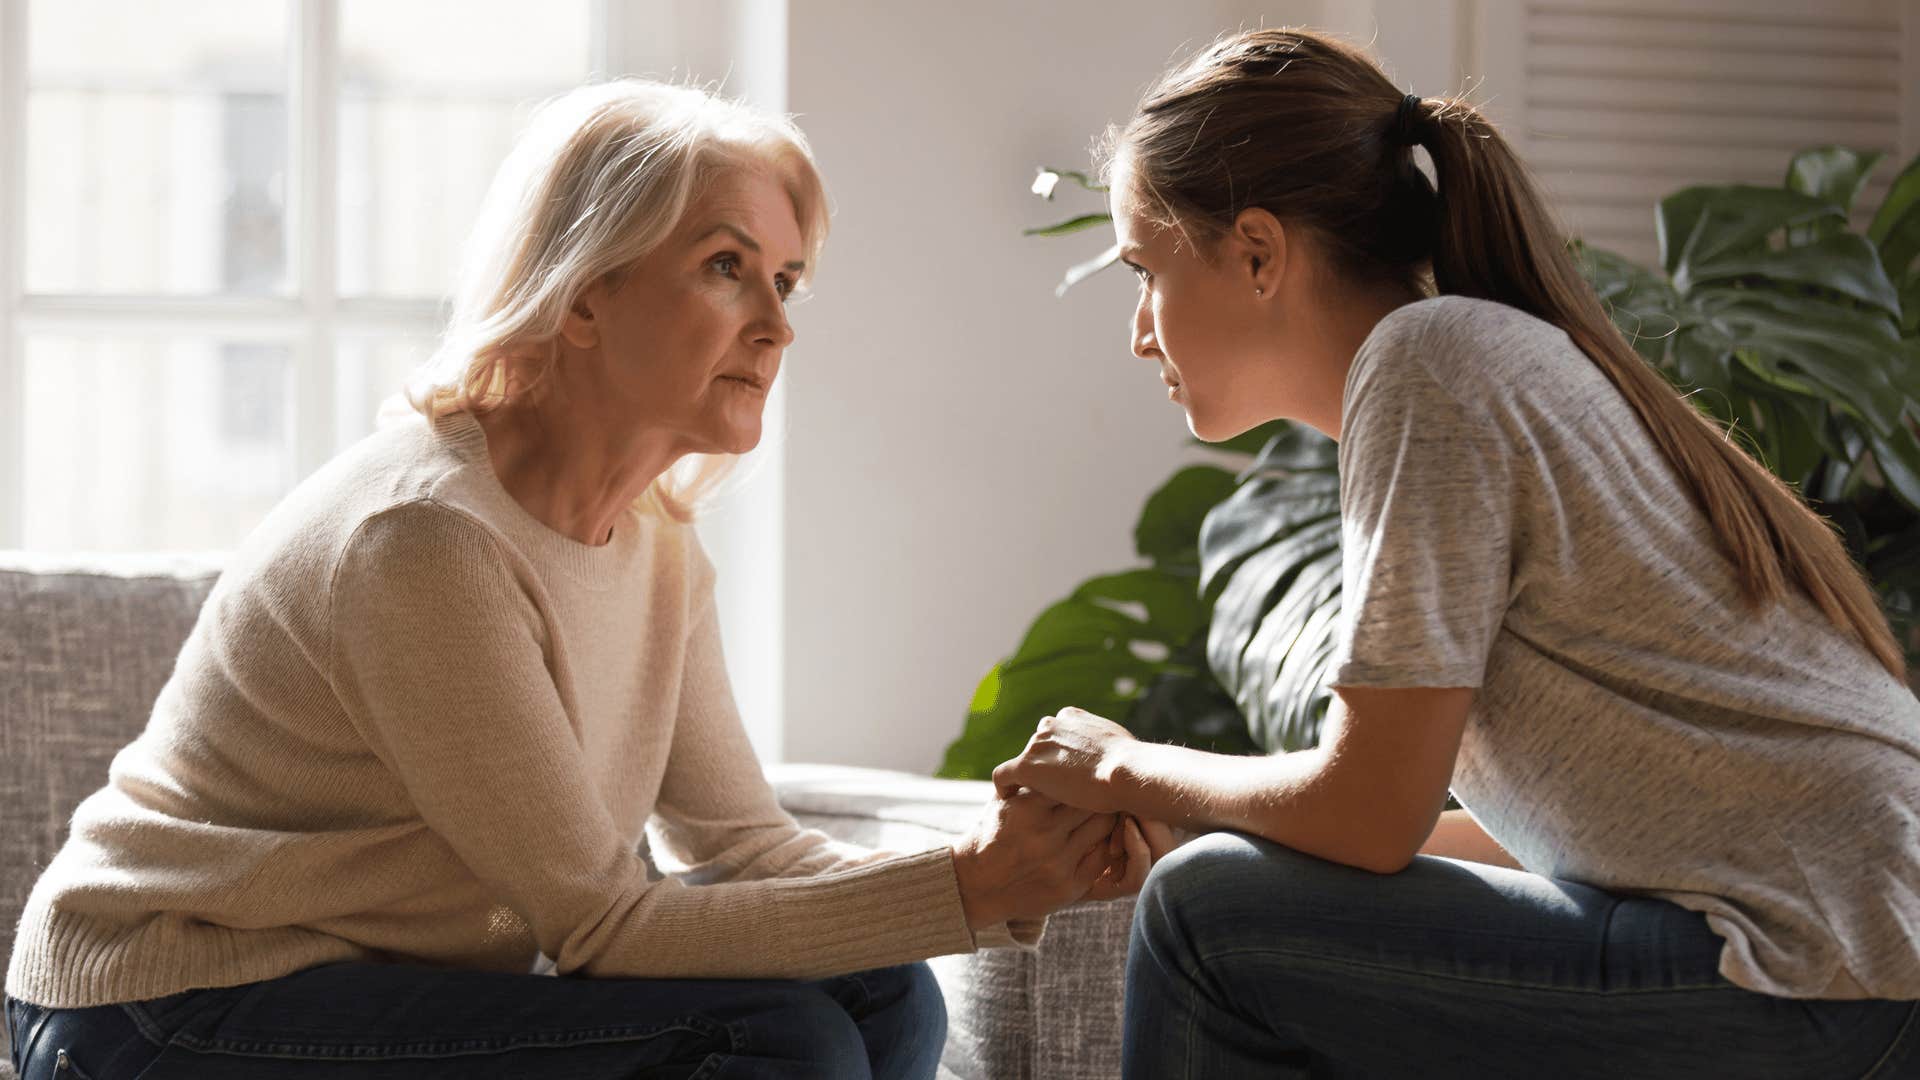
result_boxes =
[949,786,1119,930]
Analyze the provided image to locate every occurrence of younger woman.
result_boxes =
[996,28,1920,1078]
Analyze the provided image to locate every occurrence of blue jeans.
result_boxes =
[1125,831,1920,1079]
[5,959,945,1079]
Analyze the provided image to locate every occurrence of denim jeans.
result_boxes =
[5,958,945,1079]
[1124,831,1920,1079]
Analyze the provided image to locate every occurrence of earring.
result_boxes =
[1255,287,1264,296]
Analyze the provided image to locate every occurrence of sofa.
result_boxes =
[0,553,1136,1079]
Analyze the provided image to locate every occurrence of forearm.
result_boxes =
[1106,741,1431,874]
[1416,808,1522,870]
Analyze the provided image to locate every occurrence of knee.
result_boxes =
[1134,831,1260,941]
[856,962,947,1070]
[769,990,871,1074]
[1134,831,1352,953]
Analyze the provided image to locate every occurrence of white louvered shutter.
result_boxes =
[1478,0,1914,267]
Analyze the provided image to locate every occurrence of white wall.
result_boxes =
[778,0,1319,770]
[595,1,1485,773]
[659,0,1483,773]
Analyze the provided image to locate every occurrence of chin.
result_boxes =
[714,425,763,456]
[1186,410,1262,445]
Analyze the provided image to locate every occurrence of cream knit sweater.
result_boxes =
[7,410,1026,1009]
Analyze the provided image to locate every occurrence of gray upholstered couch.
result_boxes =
[1,554,1135,1080]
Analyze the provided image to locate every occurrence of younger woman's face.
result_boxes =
[1109,158,1278,443]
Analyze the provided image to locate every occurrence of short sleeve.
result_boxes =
[1331,322,1517,689]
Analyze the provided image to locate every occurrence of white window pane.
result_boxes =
[335,338,435,450]
[25,0,292,296]
[339,0,593,299]
[23,337,295,550]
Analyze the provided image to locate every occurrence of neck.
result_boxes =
[474,389,681,547]
[1304,280,1426,441]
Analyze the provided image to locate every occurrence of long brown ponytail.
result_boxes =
[1111,28,1906,681]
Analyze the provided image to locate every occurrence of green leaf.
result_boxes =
[1072,568,1209,646]
[1054,242,1120,297]
[1238,423,1341,480]
[938,650,1151,779]
[1685,232,1901,314]
[939,563,1211,779]
[1657,187,1714,280]
[1582,244,1682,367]
[1660,185,1843,283]
[1198,470,1341,595]
[1866,424,1920,513]
[1869,154,1920,284]
[1243,558,1345,753]
[1126,647,1261,755]
[1023,213,1113,238]
[1011,595,1169,668]
[1197,488,1345,757]
[1744,392,1827,490]
[1134,465,1238,569]
[1785,146,1885,238]
[1697,292,1908,435]
[1667,328,1737,422]
[1206,515,1342,699]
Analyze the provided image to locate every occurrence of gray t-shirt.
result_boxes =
[1331,294,1920,1000]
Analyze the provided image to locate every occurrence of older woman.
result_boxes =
[3,81,1148,1080]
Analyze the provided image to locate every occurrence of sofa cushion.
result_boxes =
[0,554,223,1071]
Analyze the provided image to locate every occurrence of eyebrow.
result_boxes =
[695,222,806,274]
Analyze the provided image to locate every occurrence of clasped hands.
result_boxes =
[949,707,1177,931]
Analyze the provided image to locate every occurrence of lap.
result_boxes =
[1141,830,1722,990]
[11,959,939,1080]
[1131,832,1919,1078]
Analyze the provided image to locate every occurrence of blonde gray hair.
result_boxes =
[406,78,830,522]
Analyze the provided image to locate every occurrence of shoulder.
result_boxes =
[334,498,519,593]
[666,516,718,601]
[1345,296,1594,425]
[1355,295,1566,384]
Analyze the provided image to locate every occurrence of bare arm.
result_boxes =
[1418,808,1522,870]
[995,686,1474,876]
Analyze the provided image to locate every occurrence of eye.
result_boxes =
[1126,261,1152,285]
[775,274,795,302]
[710,252,742,277]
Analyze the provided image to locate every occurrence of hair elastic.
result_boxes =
[1392,93,1425,147]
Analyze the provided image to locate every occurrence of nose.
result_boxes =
[751,287,795,349]
[1131,287,1160,361]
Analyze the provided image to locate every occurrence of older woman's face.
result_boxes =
[565,166,804,456]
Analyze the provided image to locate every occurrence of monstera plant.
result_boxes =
[937,147,1920,780]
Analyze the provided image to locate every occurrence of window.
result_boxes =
[0,0,598,548]
[2,0,791,759]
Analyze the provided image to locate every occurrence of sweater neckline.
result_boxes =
[428,409,647,586]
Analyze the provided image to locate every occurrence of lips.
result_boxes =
[718,372,769,391]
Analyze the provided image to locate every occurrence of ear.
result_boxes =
[1228,207,1287,299]
[558,276,609,350]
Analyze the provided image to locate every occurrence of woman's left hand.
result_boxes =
[992,707,1138,814]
